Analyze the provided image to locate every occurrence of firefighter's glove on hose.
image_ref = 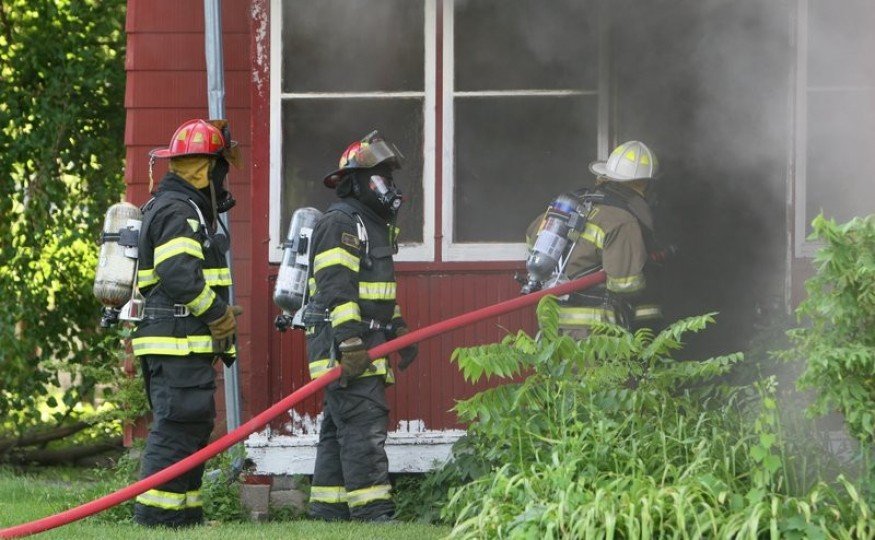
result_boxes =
[394,327,419,371]
[207,304,244,350]
[338,337,374,387]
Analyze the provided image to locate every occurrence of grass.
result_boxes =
[0,467,451,539]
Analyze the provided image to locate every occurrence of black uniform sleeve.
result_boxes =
[149,203,227,323]
[310,212,363,344]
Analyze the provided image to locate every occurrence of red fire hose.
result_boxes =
[0,271,605,538]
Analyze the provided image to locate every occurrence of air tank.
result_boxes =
[93,202,142,307]
[273,207,323,314]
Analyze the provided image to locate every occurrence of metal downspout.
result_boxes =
[204,0,242,432]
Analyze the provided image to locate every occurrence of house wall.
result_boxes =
[124,0,254,437]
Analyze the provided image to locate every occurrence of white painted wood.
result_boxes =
[268,0,283,264]
[268,2,434,263]
[246,428,467,475]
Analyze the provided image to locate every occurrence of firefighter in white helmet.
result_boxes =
[526,140,668,336]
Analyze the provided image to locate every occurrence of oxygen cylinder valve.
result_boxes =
[99,306,121,329]
[274,313,294,332]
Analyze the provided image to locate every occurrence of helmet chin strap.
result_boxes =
[148,156,156,193]
[208,173,219,228]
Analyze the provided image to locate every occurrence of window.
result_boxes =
[270,0,608,262]
[795,0,875,256]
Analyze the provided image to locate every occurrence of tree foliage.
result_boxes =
[0,0,127,436]
[788,215,875,447]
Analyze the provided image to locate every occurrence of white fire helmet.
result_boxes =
[589,141,659,181]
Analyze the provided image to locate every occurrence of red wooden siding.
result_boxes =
[266,268,538,433]
[124,0,254,436]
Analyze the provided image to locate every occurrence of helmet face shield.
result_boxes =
[323,130,404,187]
[355,139,402,170]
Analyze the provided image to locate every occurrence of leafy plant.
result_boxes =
[0,0,127,440]
[408,296,874,538]
[787,215,875,450]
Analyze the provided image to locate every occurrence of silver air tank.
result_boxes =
[274,207,323,314]
[93,202,142,308]
[522,194,585,294]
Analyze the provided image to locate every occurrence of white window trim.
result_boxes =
[440,0,609,262]
[269,0,436,263]
[793,0,875,258]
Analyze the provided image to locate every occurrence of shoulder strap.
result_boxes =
[139,192,208,245]
[572,187,661,253]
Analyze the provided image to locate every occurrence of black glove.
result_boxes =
[394,327,419,371]
[338,337,373,387]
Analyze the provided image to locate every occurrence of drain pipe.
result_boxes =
[204,0,243,432]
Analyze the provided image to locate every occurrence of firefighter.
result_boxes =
[132,119,242,527]
[305,130,418,522]
[526,140,666,337]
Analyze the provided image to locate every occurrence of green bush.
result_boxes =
[408,298,873,538]
[788,215,875,451]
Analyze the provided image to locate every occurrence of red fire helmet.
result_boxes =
[150,119,226,159]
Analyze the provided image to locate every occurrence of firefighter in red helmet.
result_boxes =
[304,130,417,522]
[133,119,243,527]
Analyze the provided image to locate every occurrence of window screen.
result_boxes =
[278,0,425,247]
[802,0,875,233]
[452,0,600,245]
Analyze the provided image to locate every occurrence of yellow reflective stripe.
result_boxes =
[203,267,232,287]
[634,304,662,321]
[347,484,392,507]
[310,486,347,504]
[580,222,605,249]
[154,237,203,266]
[186,490,202,508]
[359,281,396,301]
[186,284,216,317]
[313,247,359,275]
[136,489,186,510]
[131,335,216,356]
[186,219,200,233]
[557,306,616,326]
[308,359,334,380]
[330,301,361,327]
[358,357,391,380]
[607,274,645,293]
[137,268,159,288]
[392,304,402,319]
[308,277,318,296]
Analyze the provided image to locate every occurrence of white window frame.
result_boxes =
[269,0,436,263]
[270,0,610,264]
[793,0,875,257]
[440,0,611,261]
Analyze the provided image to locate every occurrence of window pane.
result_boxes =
[280,99,424,244]
[282,0,424,93]
[454,96,598,243]
[808,0,875,88]
[806,90,875,227]
[455,0,598,91]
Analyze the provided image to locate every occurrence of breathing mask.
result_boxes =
[209,155,236,214]
[368,174,403,214]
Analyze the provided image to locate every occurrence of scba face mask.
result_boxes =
[368,174,403,214]
[210,156,236,214]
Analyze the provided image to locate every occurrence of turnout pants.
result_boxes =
[134,355,216,527]
[308,376,394,521]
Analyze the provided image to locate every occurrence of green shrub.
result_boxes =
[411,297,873,538]
[787,215,875,451]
